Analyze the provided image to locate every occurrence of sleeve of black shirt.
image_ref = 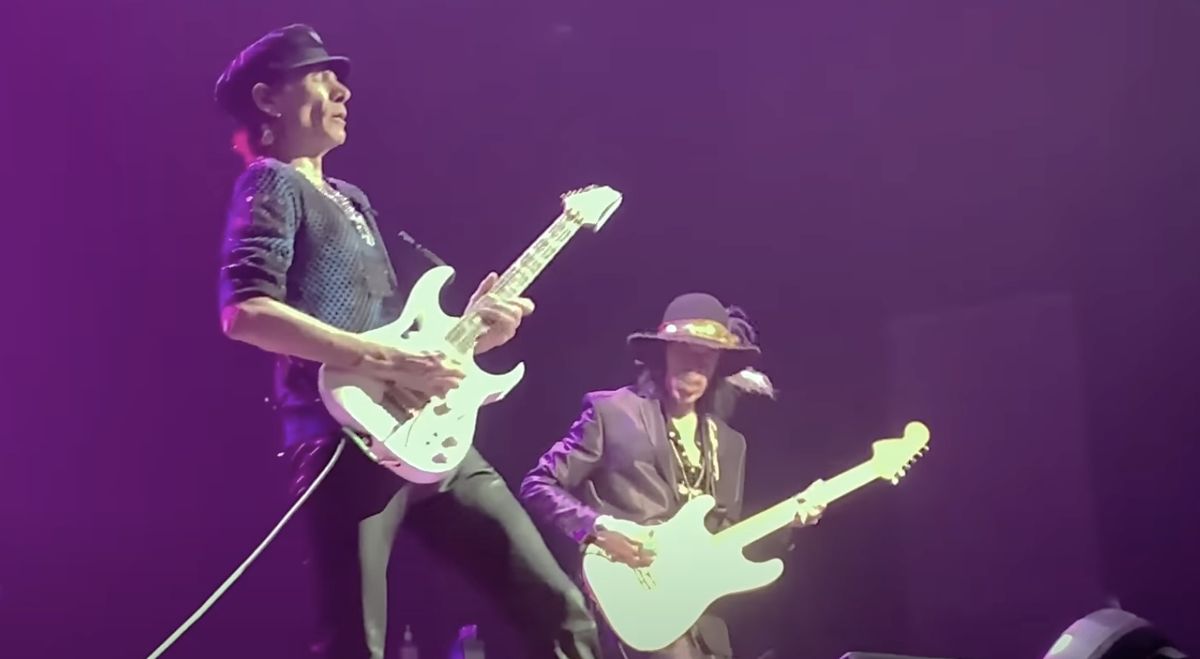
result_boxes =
[218,160,301,308]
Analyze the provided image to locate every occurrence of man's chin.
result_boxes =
[323,127,347,146]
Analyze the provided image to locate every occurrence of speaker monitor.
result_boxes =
[1043,608,1187,659]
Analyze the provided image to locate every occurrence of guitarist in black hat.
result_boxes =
[521,293,824,658]
[213,24,600,659]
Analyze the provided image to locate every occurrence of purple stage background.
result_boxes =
[886,293,1104,658]
[3,1,1198,658]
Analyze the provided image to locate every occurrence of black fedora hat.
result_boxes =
[214,24,351,120]
[627,293,761,376]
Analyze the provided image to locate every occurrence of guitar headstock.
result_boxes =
[869,421,930,484]
[561,185,623,232]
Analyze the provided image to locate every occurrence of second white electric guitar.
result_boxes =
[582,421,930,652]
[318,185,623,483]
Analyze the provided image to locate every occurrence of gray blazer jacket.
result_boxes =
[520,386,747,544]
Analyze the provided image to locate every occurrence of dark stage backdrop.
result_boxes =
[3,1,1198,658]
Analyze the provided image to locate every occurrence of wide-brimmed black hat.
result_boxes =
[214,24,351,120]
[627,293,761,375]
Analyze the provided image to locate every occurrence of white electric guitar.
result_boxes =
[582,421,931,652]
[318,185,623,483]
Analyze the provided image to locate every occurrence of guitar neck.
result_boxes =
[715,461,880,549]
[445,211,585,354]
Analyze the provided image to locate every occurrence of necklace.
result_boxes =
[253,158,379,247]
[285,161,377,247]
[666,421,707,499]
[316,183,377,247]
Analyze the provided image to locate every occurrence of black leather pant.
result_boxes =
[290,436,601,659]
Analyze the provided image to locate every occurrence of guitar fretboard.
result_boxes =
[715,461,879,549]
[444,210,585,354]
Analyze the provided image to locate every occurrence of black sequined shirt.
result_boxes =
[218,158,431,445]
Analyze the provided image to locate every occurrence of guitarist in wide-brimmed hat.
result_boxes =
[521,293,824,658]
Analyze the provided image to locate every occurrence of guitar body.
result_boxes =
[316,184,622,482]
[318,265,526,483]
[581,495,785,652]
